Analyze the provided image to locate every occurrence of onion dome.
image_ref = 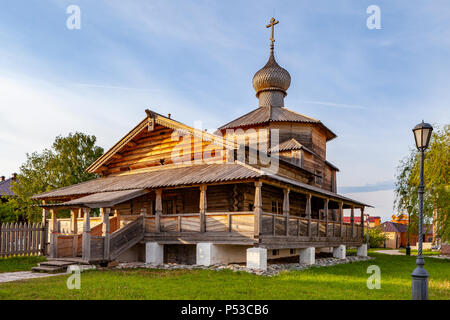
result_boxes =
[252,51,291,98]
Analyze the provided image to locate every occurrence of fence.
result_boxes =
[0,222,47,257]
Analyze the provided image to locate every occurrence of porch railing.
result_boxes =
[145,211,363,241]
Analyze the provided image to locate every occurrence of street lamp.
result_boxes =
[411,120,433,300]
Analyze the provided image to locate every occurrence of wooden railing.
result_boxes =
[145,212,255,234]
[144,211,363,241]
[260,212,363,240]
[0,222,46,257]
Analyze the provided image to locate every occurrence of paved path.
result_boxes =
[374,249,404,255]
[0,271,64,284]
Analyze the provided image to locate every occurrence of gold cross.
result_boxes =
[266,17,279,51]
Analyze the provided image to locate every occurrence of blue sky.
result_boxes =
[0,1,449,221]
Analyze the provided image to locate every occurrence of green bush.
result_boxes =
[365,227,387,248]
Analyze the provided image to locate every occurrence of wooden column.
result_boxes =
[70,209,78,234]
[324,198,329,238]
[283,188,290,236]
[360,207,365,239]
[41,204,48,256]
[199,185,207,232]
[82,208,91,262]
[114,209,120,229]
[339,202,344,239]
[102,208,111,260]
[77,208,82,218]
[351,206,355,238]
[155,189,162,232]
[306,194,312,237]
[253,181,263,237]
[49,209,58,258]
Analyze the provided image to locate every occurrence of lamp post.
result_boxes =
[411,120,433,300]
[406,207,411,256]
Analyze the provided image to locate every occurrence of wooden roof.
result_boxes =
[218,106,337,141]
[61,189,150,208]
[33,162,370,207]
[269,138,316,154]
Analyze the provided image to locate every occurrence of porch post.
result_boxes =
[199,185,207,232]
[77,208,82,218]
[155,189,162,232]
[306,194,312,237]
[82,208,91,262]
[102,208,111,260]
[41,205,48,256]
[351,206,355,238]
[324,198,329,238]
[253,181,263,238]
[339,202,344,239]
[360,207,365,239]
[283,188,290,236]
[70,209,78,234]
[49,209,58,258]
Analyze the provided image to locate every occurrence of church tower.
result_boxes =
[218,18,339,192]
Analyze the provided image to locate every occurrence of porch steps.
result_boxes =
[32,259,88,273]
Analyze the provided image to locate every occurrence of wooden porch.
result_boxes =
[43,179,366,263]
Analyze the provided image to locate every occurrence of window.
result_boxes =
[248,203,254,211]
[163,199,175,214]
[272,201,282,214]
[272,249,279,256]
[290,249,296,254]
[315,170,323,186]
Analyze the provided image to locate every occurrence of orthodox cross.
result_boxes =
[266,17,279,51]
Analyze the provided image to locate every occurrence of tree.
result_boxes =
[10,132,104,222]
[365,227,387,248]
[0,199,18,223]
[394,125,449,243]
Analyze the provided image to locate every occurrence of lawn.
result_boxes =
[0,252,448,300]
[398,249,442,256]
[0,255,46,273]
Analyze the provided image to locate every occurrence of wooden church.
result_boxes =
[34,18,369,270]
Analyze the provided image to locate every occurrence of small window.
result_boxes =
[272,249,279,256]
[271,201,282,214]
[290,249,296,254]
[315,170,323,185]
[248,203,254,211]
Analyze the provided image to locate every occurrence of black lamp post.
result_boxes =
[411,120,433,300]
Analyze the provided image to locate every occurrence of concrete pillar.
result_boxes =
[333,245,346,259]
[357,244,368,257]
[299,247,315,265]
[145,242,164,265]
[246,247,267,271]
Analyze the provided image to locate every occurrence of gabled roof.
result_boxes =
[380,221,408,233]
[269,138,315,154]
[0,178,15,197]
[86,109,236,174]
[218,106,337,141]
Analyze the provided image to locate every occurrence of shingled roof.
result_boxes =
[0,177,16,197]
[218,106,337,141]
[269,138,315,154]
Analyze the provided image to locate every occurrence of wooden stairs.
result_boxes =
[33,216,144,273]
[32,258,89,274]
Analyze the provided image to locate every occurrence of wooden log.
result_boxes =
[253,181,263,237]
[306,194,312,237]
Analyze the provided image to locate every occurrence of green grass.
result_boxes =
[398,249,442,256]
[0,255,46,273]
[0,253,448,300]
